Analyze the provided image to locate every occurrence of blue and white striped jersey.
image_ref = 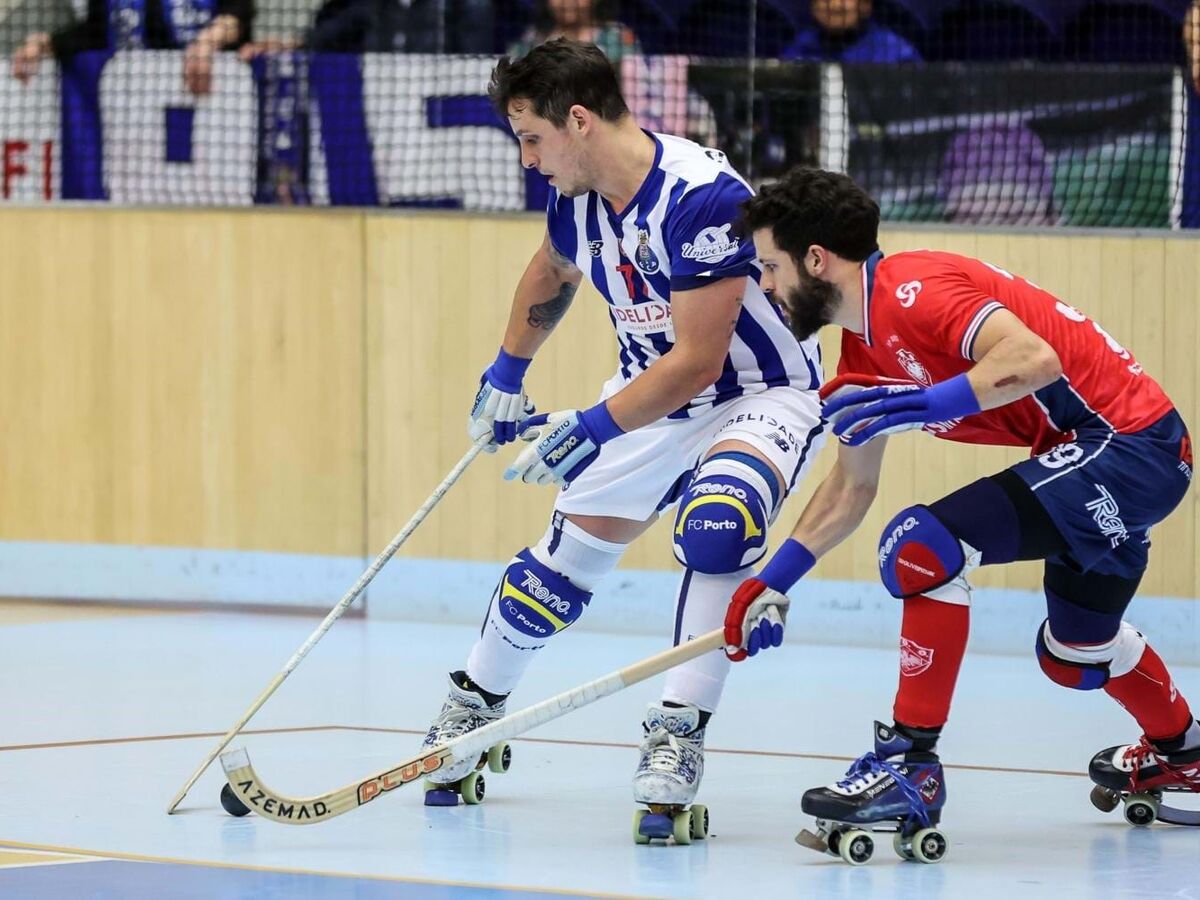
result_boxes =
[547,132,821,418]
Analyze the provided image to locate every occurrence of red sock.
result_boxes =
[892,595,970,729]
[1104,643,1193,742]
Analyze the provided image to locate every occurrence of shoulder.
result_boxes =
[656,133,748,192]
[855,25,922,62]
[780,27,820,60]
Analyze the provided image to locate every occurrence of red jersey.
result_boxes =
[837,250,1173,455]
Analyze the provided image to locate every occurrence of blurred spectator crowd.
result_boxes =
[3,0,1197,88]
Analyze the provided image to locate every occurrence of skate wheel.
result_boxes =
[672,810,693,845]
[487,742,512,774]
[460,771,486,805]
[910,828,948,864]
[1090,785,1120,814]
[1123,794,1159,827]
[633,810,651,844]
[689,804,709,840]
[838,829,874,865]
[892,832,914,861]
[219,783,251,818]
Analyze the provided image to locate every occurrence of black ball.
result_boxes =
[220,783,251,817]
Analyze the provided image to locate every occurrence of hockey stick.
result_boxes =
[165,434,493,814]
[220,627,727,824]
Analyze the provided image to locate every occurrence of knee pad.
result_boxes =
[493,548,592,641]
[878,505,978,600]
[672,452,776,574]
[1035,619,1146,690]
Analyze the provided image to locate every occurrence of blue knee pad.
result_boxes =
[494,548,591,640]
[673,452,776,574]
[877,505,966,599]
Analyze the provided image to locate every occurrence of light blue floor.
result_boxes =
[1,611,1198,899]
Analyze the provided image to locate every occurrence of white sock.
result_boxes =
[466,515,625,695]
[662,567,752,713]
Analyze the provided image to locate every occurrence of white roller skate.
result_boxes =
[420,671,512,807]
[631,701,710,845]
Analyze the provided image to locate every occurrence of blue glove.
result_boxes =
[823,373,982,447]
[503,403,624,486]
[470,348,534,450]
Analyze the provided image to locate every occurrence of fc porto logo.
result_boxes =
[634,230,660,274]
[895,348,931,386]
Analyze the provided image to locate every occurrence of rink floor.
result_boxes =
[1,609,1197,899]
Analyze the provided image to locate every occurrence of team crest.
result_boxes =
[635,230,660,274]
[588,240,604,258]
[895,348,931,385]
[919,775,942,803]
[900,637,934,676]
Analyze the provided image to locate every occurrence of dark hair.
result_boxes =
[489,37,629,127]
[740,167,880,263]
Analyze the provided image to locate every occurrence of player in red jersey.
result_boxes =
[723,167,1199,863]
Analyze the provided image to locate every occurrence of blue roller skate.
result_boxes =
[796,722,948,865]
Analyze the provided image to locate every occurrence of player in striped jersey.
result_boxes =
[420,40,825,836]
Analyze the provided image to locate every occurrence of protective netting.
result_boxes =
[0,0,1196,226]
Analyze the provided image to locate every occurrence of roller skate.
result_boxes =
[631,702,710,845]
[1089,735,1200,827]
[796,722,948,865]
[420,671,512,807]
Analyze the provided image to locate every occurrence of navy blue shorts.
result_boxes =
[1009,410,1192,580]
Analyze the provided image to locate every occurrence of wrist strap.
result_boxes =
[489,347,531,392]
[758,539,816,594]
[579,401,624,445]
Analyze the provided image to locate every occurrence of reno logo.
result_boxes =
[520,570,572,615]
[878,516,918,566]
[896,280,922,308]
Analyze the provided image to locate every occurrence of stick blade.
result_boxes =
[219,748,355,826]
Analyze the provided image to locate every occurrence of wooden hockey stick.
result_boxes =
[165,434,493,814]
[220,627,727,824]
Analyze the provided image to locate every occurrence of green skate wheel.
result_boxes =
[910,828,948,864]
[1123,794,1159,827]
[487,742,512,774]
[633,809,651,845]
[892,832,914,860]
[689,804,709,840]
[460,771,486,805]
[1090,785,1120,813]
[672,810,693,845]
[838,829,873,865]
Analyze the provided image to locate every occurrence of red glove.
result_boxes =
[724,577,790,662]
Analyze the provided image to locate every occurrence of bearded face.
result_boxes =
[781,266,842,341]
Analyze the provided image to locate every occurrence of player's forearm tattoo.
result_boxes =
[528,282,577,331]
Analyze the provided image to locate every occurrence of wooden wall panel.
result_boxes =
[2,208,1193,599]
[0,208,365,556]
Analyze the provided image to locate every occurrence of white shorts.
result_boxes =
[555,377,826,522]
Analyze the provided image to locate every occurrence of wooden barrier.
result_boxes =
[0,208,1194,598]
